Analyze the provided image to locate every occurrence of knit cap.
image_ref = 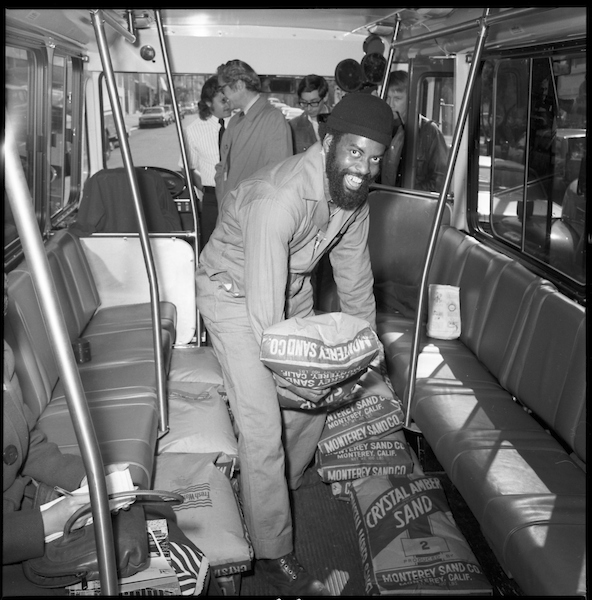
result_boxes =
[326,92,394,147]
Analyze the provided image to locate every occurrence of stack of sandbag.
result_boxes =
[260,312,415,501]
[315,361,415,500]
[350,471,492,595]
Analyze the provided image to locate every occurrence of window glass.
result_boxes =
[100,72,331,173]
[413,74,453,193]
[50,54,74,218]
[477,53,586,284]
[5,45,34,247]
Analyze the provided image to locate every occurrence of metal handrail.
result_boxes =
[390,7,546,51]
[90,9,169,434]
[379,15,401,101]
[403,8,491,428]
[101,9,136,43]
[5,114,119,595]
[154,8,203,345]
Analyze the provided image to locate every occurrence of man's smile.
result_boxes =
[344,173,364,191]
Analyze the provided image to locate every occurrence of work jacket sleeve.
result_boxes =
[328,203,376,330]
[241,197,295,343]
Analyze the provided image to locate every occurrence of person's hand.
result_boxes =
[273,373,331,403]
[40,493,90,538]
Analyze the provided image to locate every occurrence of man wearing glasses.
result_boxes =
[289,75,330,154]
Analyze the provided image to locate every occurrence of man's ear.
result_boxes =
[322,133,333,153]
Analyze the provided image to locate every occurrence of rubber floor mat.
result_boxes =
[240,469,366,596]
[237,467,523,596]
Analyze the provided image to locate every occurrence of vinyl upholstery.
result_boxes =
[368,191,586,597]
[4,230,176,487]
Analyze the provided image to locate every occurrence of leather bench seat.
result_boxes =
[84,302,177,337]
[37,387,160,488]
[485,494,587,597]
[366,190,586,597]
[5,268,172,402]
[46,230,177,339]
[4,230,175,488]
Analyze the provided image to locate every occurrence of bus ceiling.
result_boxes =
[6,8,586,71]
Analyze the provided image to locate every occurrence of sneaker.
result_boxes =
[258,552,330,596]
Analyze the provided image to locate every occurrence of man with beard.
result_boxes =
[195,92,393,596]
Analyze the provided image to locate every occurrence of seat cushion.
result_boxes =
[37,387,160,488]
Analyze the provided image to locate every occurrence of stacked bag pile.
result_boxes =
[262,313,492,596]
[260,313,415,500]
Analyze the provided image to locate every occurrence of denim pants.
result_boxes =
[196,268,326,559]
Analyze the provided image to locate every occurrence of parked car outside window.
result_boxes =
[138,105,172,128]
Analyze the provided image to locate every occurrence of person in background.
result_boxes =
[382,70,448,192]
[184,76,232,247]
[289,75,330,154]
[215,59,292,205]
[196,92,393,596]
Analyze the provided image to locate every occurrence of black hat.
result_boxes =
[326,92,393,147]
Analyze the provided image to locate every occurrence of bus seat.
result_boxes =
[368,188,451,319]
[313,188,451,317]
[70,167,182,235]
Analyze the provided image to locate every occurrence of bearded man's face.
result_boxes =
[325,133,385,210]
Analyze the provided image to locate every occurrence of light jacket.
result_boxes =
[201,142,376,343]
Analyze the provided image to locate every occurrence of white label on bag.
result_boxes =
[427,284,461,340]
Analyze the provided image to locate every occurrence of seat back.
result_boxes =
[368,188,450,318]
[70,168,182,235]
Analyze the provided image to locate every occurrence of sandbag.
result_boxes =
[350,473,492,595]
[260,313,380,406]
[273,347,390,412]
[317,368,405,455]
[316,430,414,483]
[152,453,253,578]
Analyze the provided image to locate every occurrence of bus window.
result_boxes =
[476,51,586,285]
[100,72,313,174]
[5,46,35,248]
[413,72,453,193]
[388,63,454,194]
[50,54,73,218]
[101,72,200,173]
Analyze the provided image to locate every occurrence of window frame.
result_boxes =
[468,40,586,304]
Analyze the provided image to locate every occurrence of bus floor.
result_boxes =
[239,438,524,597]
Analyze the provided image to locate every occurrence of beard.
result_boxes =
[326,138,376,210]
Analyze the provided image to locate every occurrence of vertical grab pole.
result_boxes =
[379,15,401,101]
[153,9,202,345]
[5,115,119,596]
[90,9,168,434]
[403,9,491,428]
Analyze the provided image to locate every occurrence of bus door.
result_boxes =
[402,57,455,196]
[78,32,200,347]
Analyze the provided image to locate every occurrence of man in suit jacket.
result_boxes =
[215,60,292,206]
